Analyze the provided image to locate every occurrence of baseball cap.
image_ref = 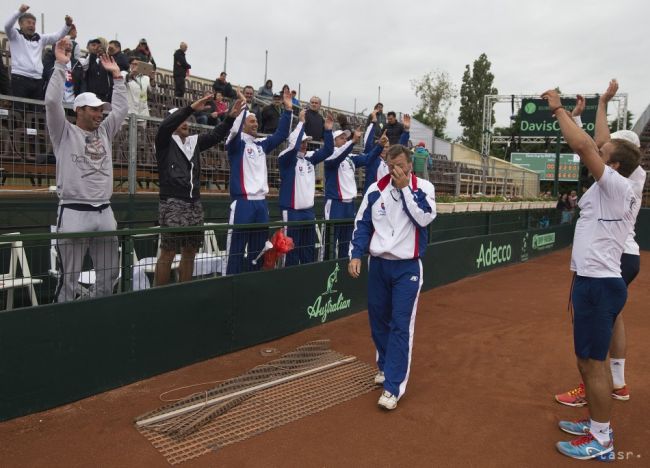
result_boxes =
[87,38,101,45]
[610,130,640,148]
[301,134,312,143]
[73,92,111,112]
[416,141,426,147]
[139,38,147,44]
[332,129,351,139]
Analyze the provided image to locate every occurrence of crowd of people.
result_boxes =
[6,6,649,461]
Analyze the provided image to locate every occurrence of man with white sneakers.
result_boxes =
[348,144,437,410]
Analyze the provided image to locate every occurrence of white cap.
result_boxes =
[610,130,640,148]
[332,129,351,140]
[73,92,111,112]
[301,134,312,143]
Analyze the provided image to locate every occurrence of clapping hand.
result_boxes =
[54,37,72,65]
[352,126,363,144]
[283,87,293,111]
[19,4,29,13]
[99,54,121,78]
[191,92,214,112]
[65,15,73,26]
[229,98,247,118]
[572,95,585,117]
[541,89,562,113]
[378,130,389,147]
[324,112,334,130]
[402,113,411,130]
[299,109,306,123]
[601,79,618,104]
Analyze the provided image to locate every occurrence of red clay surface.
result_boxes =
[1,248,649,467]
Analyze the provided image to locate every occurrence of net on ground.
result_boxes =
[134,340,378,464]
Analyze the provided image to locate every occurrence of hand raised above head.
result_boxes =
[299,109,306,123]
[541,89,562,112]
[572,95,585,117]
[99,54,121,78]
[19,4,30,13]
[324,112,334,130]
[402,113,411,130]
[352,126,363,143]
[601,79,618,103]
[54,37,72,65]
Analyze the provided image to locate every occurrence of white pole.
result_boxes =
[264,50,268,83]
[223,36,228,73]
[136,356,357,427]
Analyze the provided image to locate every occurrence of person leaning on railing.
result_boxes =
[45,37,127,303]
[153,91,245,286]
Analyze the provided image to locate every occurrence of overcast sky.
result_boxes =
[9,0,650,138]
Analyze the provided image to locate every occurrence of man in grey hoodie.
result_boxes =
[45,37,128,302]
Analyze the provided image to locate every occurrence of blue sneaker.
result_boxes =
[556,433,613,460]
[559,419,590,436]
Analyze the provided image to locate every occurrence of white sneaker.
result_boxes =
[377,391,397,410]
[374,371,385,385]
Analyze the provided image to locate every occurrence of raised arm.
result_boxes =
[98,54,128,138]
[42,14,72,45]
[4,6,25,38]
[44,38,70,147]
[259,88,293,153]
[594,80,617,148]
[363,110,378,152]
[542,89,605,180]
[278,116,304,168]
[399,114,411,145]
[197,95,244,150]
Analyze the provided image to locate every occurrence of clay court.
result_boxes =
[1,248,649,467]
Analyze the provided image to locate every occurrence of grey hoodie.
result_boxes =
[45,62,127,205]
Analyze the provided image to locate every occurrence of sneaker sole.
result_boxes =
[611,393,629,401]
[377,402,396,410]
[556,444,613,460]
[559,426,588,436]
[555,396,587,407]
[374,377,385,385]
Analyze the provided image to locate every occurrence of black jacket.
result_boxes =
[173,49,191,78]
[85,54,114,102]
[212,78,236,99]
[384,121,404,145]
[260,104,282,133]
[304,109,324,141]
[112,52,130,72]
[155,106,235,201]
[0,58,9,95]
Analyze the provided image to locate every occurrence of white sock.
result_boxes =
[610,359,626,388]
[590,420,611,445]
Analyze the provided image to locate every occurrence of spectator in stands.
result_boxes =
[363,114,410,192]
[42,43,82,105]
[291,90,300,107]
[336,113,350,132]
[4,5,72,99]
[366,102,386,138]
[131,39,156,70]
[108,40,129,72]
[242,85,262,122]
[258,79,273,97]
[279,110,335,265]
[125,57,153,125]
[212,71,236,99]
[412,141,430,180]
[384,111,404,145]
[68,24,81,61]
[304,96,324,141]
[173,42,191,98]
[84,38,114,102]
[154,92,244,286]
[0,58,9,95]
[260,93,282,133]
[210,92,229,124]
[45,37,127,303]
[224,88,293,275]
[323,123,383,259]
[556,192,571,224]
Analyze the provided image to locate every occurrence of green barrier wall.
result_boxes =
[636,208,650,251]
[1,223,574,421]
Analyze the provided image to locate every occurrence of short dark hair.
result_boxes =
[608,139,641,178]
[387,111,397,118]
[387,144,412,162]
[243,85,254,92]
[375,102,383,109]
[128,57,138,64]
[109,40,121,49]
[18,12,36,23]
[220,71,227,77]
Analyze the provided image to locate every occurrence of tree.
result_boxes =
[411,70,457,139]
[608,110,634,133]
[458,53,497,152]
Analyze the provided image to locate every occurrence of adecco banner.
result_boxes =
[519,97,598,136]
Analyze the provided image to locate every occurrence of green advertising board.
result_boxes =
[510,152,580,181]
[519,97,598,136]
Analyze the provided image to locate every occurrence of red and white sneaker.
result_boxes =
[555,383,587,407]
[612,385,630,401]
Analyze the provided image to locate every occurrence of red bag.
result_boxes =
[262,229,294,270]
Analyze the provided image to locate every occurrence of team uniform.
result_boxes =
[278,122,334,265]
[350,173,437,406]
[225,108,291,274]
[323,127,382,259]
[620,165,646,285]
[362,122,410,194]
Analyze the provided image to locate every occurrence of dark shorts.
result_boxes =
[621,253,640,286]
[159,198,204,251]
[572,275,627,361]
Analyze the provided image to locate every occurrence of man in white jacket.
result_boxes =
[4,4,72,99]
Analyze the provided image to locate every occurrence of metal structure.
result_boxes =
[481,94,629,157]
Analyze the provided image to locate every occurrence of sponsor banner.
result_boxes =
[519,97,598,136]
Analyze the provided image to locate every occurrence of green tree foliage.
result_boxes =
[458,53,497,152]
[411,70,457,139]
[608,110,634,133]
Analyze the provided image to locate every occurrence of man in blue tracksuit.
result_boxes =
[363,113,411,194]
[323,124,383,259]
[279,110,334,265]
[349,144,437,410]
[225,88,293,274]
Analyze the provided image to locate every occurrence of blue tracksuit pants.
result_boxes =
[282,208,316,266]
[324,199,355,259]
[367,256,423,399]
[226,199,269,274]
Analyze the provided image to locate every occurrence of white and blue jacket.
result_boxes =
[225,109,292,200]
[278,122,334,210]
[362,122,411,193]
[350,173,437,260]
[324,126,382,201]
